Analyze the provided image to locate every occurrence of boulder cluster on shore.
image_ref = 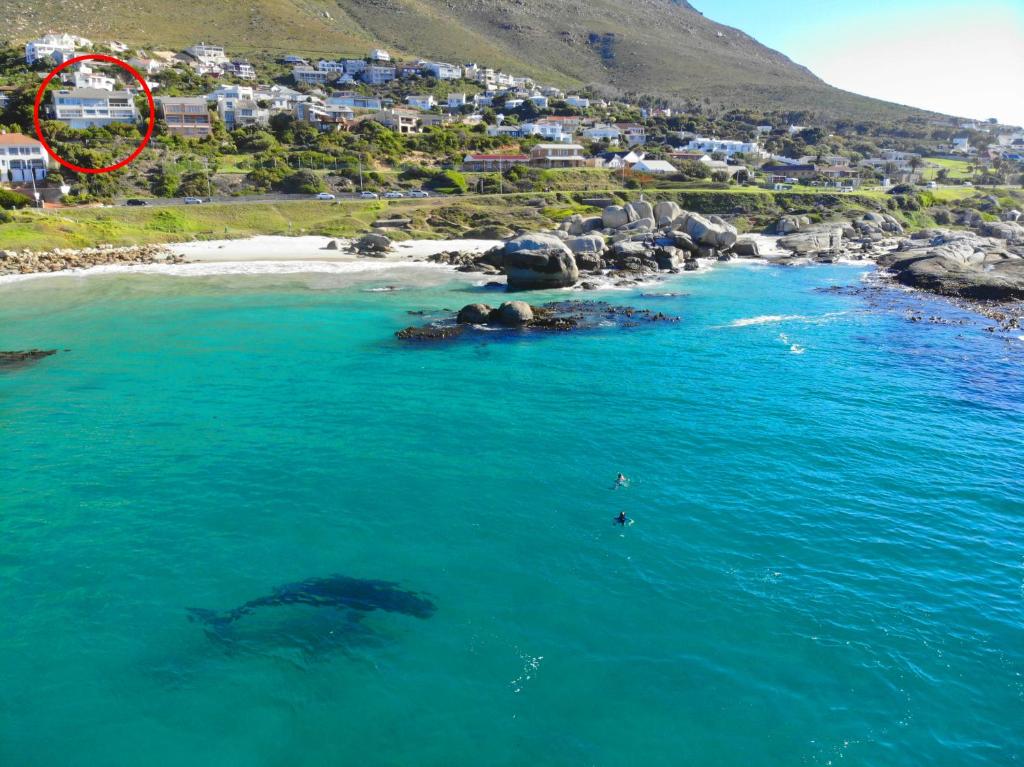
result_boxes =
[425,202,915,290]
[0,244,182,275]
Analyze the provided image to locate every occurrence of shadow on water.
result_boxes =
[186,575,436,664]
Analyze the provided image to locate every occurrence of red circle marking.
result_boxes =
[33,54,156,175]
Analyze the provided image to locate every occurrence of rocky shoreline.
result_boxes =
[0,244,186,276]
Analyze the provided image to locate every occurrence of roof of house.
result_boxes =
[762,164,816,173]
[634,160,676,171]
[465,153,529,161]
[56,87,134,100]
[533,143,584,150]
[0,132,43,146]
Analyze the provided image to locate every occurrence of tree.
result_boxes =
[279,169,325,194]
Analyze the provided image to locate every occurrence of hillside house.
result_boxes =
[422,62,462,80]
[186,43,229,65]
[158,97,213,138]
[565,96,590,109]
[230,61,256,80]
[583,124,622,143]
[599,150,644,169]
[25,33,92,65]
[373,108,421,134]
[614,123,647,146]
[370,49,392,62]
[67,64,117,92]
[529,143,585,168]
[294,103,352,132]
[406,95,436,111]
[293,66,329,86]
[51,88,140,129]
[685,137,762,158]
[447,93,467,109]
[217,95,269,129]
[328,94,382,111]
[0,133,51,184]
[361,66,396,85]
[760,163,817,182]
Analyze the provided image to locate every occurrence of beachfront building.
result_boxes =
[0,133,51,184]
[461,153,529,172]
[25,33,92,65]
[529,143,586,168]
[51,88,140,129]
[158,97,213,138]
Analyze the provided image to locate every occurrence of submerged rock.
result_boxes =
[397,300,679,344]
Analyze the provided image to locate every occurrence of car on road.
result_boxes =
[407,190,429,198]
[315,192,336,200]
[183,197,204,204]
[383,191,404,199]
[359,191,379,199]
[125,199,149,206]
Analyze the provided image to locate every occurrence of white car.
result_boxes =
[183,197,204,204]
[407,190,429,198]
[383,191,404,199]
[315,192,336,200]
[359,191,379,199]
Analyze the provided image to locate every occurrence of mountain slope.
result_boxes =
[3,0,935,121]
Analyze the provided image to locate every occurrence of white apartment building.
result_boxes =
[684,137,762,157]
[0,133,51,183]
[51,88,140,129]
[68,64,117,92]
[25,33,92,65]
[422,61,462,80]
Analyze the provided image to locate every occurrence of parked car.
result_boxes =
[407,190,429,198]
[183,197,204,205]
[383,191,404,199]
[125,198,149,206]
[315,192,336,200]
[359,191,379,199]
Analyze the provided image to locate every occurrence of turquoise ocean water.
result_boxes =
[1,260,1022,766]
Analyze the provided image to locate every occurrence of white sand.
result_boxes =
[166,236,502,263]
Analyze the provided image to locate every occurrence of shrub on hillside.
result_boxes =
[0,188,31,209]
[425,169,468,195]
[279,169,326,194]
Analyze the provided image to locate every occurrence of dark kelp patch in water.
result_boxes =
[396,300,679,344]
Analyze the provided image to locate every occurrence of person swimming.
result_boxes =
[614,512,629,526]
[614,473,629,489]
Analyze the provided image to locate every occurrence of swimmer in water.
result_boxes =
[614,512,629,526]
[614,473,629,489]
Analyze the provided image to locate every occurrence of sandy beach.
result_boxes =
[166,236,503,263]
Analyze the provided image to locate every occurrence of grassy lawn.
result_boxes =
[921,157,974,181]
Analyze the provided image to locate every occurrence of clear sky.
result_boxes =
[693,0,1024,127]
